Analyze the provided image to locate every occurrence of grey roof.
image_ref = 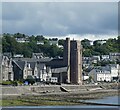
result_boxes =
[110,64,119,68]
[51,67,68,73]
[95,66,110,71]
[33,53,43,55]
[90,66,111,74]
[46,58,66,68]
[14,61,26,70]
[37,63,45,70]
[3,52,12,58]
[110,53,120,55]
[13,57,52,63]
[13,60,37,71]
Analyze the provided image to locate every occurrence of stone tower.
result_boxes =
[63,38,82,84]
[70,40,82,84]
[63,38,70,83]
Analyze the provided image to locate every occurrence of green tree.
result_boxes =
[35,35,45,41]
[58,39,64,46]
[81,39,91,48]
[2,34,18,56]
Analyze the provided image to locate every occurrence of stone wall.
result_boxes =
[2,83,118,96]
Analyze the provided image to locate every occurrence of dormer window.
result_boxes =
[27,63,31,69]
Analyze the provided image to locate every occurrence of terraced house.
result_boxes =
[12,60,38,80]
[1,56,14,81]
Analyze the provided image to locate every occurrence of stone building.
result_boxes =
[64,38,82,84]
[47,38,82,84]
[70,40,82,84]
[63,38,70,83]
[1,56,14,81]
[12,60,38,80]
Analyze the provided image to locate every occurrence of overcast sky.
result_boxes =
[2,2,118,40]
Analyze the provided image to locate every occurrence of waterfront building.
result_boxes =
[12,60,38,80]
[2,37,83,84]
[63,38,83,84]
[89,64,119,82]
[47,38,83,84]
[70,40,82,84]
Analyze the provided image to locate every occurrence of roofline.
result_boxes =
[12,60,22,70]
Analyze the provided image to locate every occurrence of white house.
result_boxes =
[37,41,44,45]
[109,53,120,61]
[101,55,110,60]
[97,40,107,45]
[110,64,119,80]
[89,67,111,82]
[46,77,58,83]
[13,54,24,58]
[16,38,29,43]
[92,56,101,61]
[83,75,89,81]
[82,57,92,68]
[38,64,52,82]
[89,64,119,82]
[32,53,44,59]
[97,72,111,82]
[89,41,94,46]
[49,40,58,46]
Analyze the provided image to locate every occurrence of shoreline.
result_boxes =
[2,88,119,106]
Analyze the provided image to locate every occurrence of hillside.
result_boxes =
[2,33,120,58]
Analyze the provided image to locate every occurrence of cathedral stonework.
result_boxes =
[63,38,82,84]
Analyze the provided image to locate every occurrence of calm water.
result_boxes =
[84,96,119,105]
[2,96,120,110]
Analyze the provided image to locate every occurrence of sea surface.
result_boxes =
[2,96,120,110]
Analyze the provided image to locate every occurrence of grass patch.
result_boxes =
[2,89,118,106]
[1,99,37,106]
[2,97,81,106]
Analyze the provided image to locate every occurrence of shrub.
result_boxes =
[2,81,12,85]
[24,75,35,85]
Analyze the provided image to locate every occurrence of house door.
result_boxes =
[8,72,12,81]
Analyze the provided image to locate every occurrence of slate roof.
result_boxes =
[51,67,68,74]
[90,66,111,75]
[15,61,26,70]
[110,64,119,69]
[13,60,38,72]
[13,58,52,63]
[38,63,46,70]
[46,58,66,68]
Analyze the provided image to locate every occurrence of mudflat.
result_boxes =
[1,87,119,106]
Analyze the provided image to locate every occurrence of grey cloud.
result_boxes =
[2,2,118,37]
